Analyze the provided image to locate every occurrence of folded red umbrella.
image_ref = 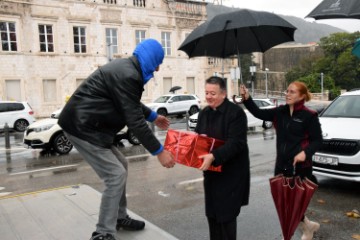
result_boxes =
[164,129,224,172]
[269,174,318,240]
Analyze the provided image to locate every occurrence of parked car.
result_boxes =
[24,109,141,155]
[313,89,360,182]
[146,94,201,117]
[0,101,36,132]
[188,98,275,130]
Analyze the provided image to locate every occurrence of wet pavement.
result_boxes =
[0,120,359,240]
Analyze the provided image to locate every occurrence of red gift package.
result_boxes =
[164,129,224,172]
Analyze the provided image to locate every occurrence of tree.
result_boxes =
[286,31,360,97]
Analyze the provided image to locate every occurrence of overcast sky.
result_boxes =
[219,0,360,32]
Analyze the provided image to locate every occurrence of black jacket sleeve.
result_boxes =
[243,96,276,122]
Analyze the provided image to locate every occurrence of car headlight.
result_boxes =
[33,124,55,132]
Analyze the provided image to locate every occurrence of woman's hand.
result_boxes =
[198,153,215,171]
[239,84,250,101]
[293,151,306,165]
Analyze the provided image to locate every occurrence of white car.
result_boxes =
[146,94,201,116]
[23,117,72,154]
[188,98,275,130]
[24,109,141,155]
[313,89,360,182]
[0,101,36,132]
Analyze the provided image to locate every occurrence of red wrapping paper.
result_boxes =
[164,129,224,172]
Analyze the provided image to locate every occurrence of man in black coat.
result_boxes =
[195,76,250,240]
[58,39,174,240]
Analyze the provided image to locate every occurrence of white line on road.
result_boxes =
[9,164,80,176]
[178,177,204,186]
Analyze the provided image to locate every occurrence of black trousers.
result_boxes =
[207,217,237,240]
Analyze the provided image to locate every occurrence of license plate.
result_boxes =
[313,154,339,166]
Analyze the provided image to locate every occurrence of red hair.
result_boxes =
[291,81,312,102]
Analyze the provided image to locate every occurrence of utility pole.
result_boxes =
[321,72,324,100]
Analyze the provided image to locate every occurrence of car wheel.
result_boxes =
[263,121,273,129]
[188,106,199,115]
[13,119,29,132]
[157,108,167,116]
[127,130,141,145]
[52,132,73,154]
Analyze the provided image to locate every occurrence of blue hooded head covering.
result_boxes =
[133,39,164,84]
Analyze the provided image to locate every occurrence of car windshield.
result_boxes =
[321,95,360,118]
[154,96,171,103]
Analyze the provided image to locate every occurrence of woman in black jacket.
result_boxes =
[196,76,250,240]
[240,81,322,240]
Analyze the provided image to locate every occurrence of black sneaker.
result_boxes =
[90,231,116,240]
[116,215,145,231]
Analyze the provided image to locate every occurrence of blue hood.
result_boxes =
[133,39,164,84]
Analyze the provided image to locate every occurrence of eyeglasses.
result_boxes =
[284,90,298,95]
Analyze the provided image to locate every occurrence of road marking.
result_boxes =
[0,147,29,151]
[9,164,80,176]
[0,192,11,197]
[178,177,204,186]
[0,184,81,200]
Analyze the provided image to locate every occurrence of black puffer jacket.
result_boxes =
[243,97,322,174]
[58,56,161,153]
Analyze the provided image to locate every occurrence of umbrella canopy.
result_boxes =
[178,9,296,58]
[169,86,182,93]
[352,38,360,58]
[307,0,360,20]
[269,175,318,240]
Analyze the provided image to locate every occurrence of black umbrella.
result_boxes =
[178,9,296,58]
[169,86,182,93]
[307,0,360,20]
[178,9,296,102]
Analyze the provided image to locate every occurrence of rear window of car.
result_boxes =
[0,103,25,112]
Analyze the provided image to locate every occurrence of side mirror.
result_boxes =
[168,100,173,103]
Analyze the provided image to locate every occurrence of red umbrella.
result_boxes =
[269,175,318,240]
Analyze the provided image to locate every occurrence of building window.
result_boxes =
[103,0,117,4]
[106,28,118,61]
[186,77,195,94]
[135,30,146,45]
[161,32,171,56]
[73,26,86,53]
[0,21,17,51]
[5,80,21,101]
[133,0,146,7]
[43,79,57,102]
[38,24,54,52]
[163,77,172,94]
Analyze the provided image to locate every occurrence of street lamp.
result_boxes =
[265,68,269,98]
[249,65,256,96]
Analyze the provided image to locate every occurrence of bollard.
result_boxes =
[4,122,11,149]
[185,112,189,131]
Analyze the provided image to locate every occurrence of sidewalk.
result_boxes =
[0,184,179,240]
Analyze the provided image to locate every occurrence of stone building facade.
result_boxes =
[0,0,238,117]
[252,43,324,93]
[0,0,324,117]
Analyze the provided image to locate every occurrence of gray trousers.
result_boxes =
[65,132,128,235]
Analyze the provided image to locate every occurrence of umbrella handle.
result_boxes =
[232,95,244,104]
[292,165,296,176]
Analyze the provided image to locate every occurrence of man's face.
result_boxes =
[205,83,226,109]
